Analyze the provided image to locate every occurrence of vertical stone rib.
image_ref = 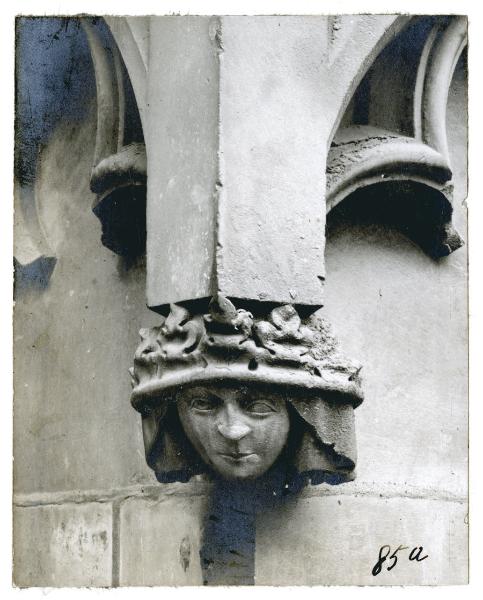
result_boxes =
[210,16,223,299]
[82,19,120,166]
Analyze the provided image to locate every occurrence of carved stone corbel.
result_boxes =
[89,142,146,257]
[130,296,363,484]
[101,16,466,490]
[82,19,146,258]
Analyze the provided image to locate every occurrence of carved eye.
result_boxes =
[245,400,276,414]
[190,396,220,411]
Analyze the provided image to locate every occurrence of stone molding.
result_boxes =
[82,19,146,258]
[418,17,468,163]
[326,16,467,259]
[326,125,463,258]
[14,185,57,293]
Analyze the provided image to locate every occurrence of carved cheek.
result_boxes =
[178,406,212,456]
[192,412,243,462]
[192,413,219,451]
[258,414,290,454]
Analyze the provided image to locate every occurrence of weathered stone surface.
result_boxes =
[13,16,467,500]
[119,495,208,585]
[13,107,157,495]
[145,16,329,310]
[143,15,406,311]
[323,54,467,498]
[255,495,468,585]
[145,17,219,309]
[324,16,466,261]
[215,17,328,307]
[130,299,363,483]
[13,502,112,587]
[324,212,467,497]
[13,16,468,587]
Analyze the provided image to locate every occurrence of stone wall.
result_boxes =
[255,54,468,583]
[13,22,467,587]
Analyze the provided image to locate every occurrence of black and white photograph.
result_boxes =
[4,0,478,592]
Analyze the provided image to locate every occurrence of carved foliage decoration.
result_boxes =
[130,296,363,411]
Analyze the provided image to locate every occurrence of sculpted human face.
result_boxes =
[177,385,290,480]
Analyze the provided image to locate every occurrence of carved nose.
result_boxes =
[217,422,251,441]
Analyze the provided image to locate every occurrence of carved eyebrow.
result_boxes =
[178,388,227,406]
[239,397,278,410]
[190,395,223,409]
[179,386,212,399]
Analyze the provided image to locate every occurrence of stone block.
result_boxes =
[255,494,468,585]
[13,502,112,587]
[144,16,402,311]
[119,494,208,586]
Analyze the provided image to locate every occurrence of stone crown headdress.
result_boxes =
[130,295,363,413]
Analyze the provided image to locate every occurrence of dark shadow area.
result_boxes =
[152,297,323,320]
[327,180,463,259]
[93,184,147,259]
[200,467,287,586]
[199,415,305,586]
[350,16,444,136]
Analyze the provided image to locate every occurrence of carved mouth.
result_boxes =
[220,452,255,462]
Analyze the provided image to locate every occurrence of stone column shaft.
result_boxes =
[145,16,329,312]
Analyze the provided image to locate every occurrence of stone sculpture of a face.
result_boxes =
[177,384,290,480]
[130,297,364,484]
